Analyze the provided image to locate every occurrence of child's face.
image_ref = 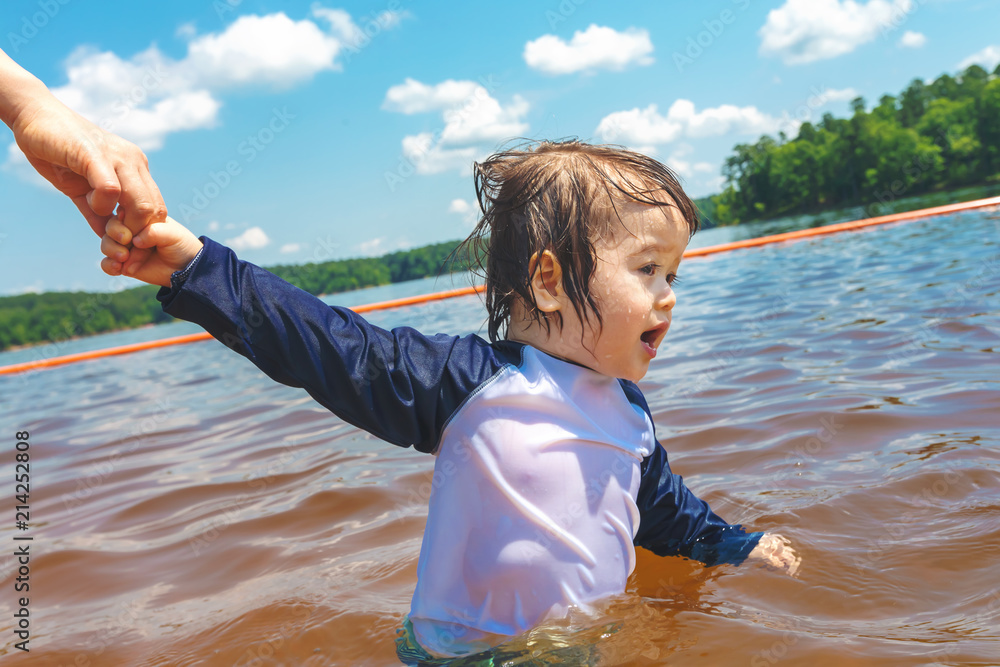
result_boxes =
[555,202,687,382]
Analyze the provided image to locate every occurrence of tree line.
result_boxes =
[0,240,470,352]
[702,63,1000,225]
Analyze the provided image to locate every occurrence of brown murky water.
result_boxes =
[2,208,999,665]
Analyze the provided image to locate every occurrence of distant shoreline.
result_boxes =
[0,240,468,353]
[4,182,998,355]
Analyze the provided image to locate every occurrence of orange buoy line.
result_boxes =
[352,284,486,313]
[2,195,998,377]
[683,195,1000,258]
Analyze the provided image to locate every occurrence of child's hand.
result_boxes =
[747,533,800,577]
[100,215,203,288]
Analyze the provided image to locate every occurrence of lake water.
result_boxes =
[1,206,999,665]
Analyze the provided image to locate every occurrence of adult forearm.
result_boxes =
[0,48,50,129]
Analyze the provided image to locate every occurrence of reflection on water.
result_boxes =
[1,208,999,665]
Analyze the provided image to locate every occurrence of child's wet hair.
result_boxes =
[457,139,699,342]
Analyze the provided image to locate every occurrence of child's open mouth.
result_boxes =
[640,323,669,357]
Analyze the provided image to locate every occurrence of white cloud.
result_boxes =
[6,281,44,296]
[441,95,530,146]
[227,227,270,250]
[597,100,790,146]
[814,87,859,103]
[207,220,220,232]
[703,175,726,194]
[596,89,859,156]
[665,144,718,182]
[40,46,220,152]
[524,24,654,75]
[310,6,362,41]
[957,45,1000,72]
[898,30,926,49]
[384,79,530,175]
[373,9,407,30]
[449,198,479,225]
[385,79,529,146]
[384,78,482,114]
[759,0,913,65]
[176,22,197,39]
[312,5,409,45]
[280,243,302,254]
[449,199,472,214]
[597,105,682,144]
[187,11,345,87]
[4,6,398,172]
[401,133,479,175]
[358,237,385,255]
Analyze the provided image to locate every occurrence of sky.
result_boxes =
[1,0,998,294]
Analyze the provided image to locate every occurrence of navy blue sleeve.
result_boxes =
[157,237,506,453]
[621,381,763,566]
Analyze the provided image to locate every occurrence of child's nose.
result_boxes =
[656,285,676,311]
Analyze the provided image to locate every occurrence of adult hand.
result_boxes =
[11,97,167,238]
[0,47,165,273]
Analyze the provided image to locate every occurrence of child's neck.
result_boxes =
[506,314,600,376]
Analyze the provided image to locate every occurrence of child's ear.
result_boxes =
[527,249,564,312]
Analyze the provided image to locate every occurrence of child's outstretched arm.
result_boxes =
[100,215,203,287]
[101,215,513,455]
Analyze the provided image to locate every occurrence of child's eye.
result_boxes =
[639,264,681,286]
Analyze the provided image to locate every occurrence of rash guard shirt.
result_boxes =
[157,237,762,656]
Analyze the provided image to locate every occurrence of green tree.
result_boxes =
[928,73,959,100]
[957,65,989,99]
[977,78,1000,174]
[917,98,980,182]
[707,63,994,225]
[898,79,929,127]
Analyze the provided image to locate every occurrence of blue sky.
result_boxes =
[1,0,998,294]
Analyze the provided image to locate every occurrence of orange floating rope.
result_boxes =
[352,284,486,314]
[2,195,998,377]
[0,332,213,376]
[683,195,1000,258]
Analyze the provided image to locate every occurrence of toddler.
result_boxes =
[99,140,799,658]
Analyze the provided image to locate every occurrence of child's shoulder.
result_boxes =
[616,377,649,409]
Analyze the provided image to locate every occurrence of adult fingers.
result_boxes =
[72,193,113,238]
[85,167,122,217]
[116,162,167,235]
[79,140,122,217]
